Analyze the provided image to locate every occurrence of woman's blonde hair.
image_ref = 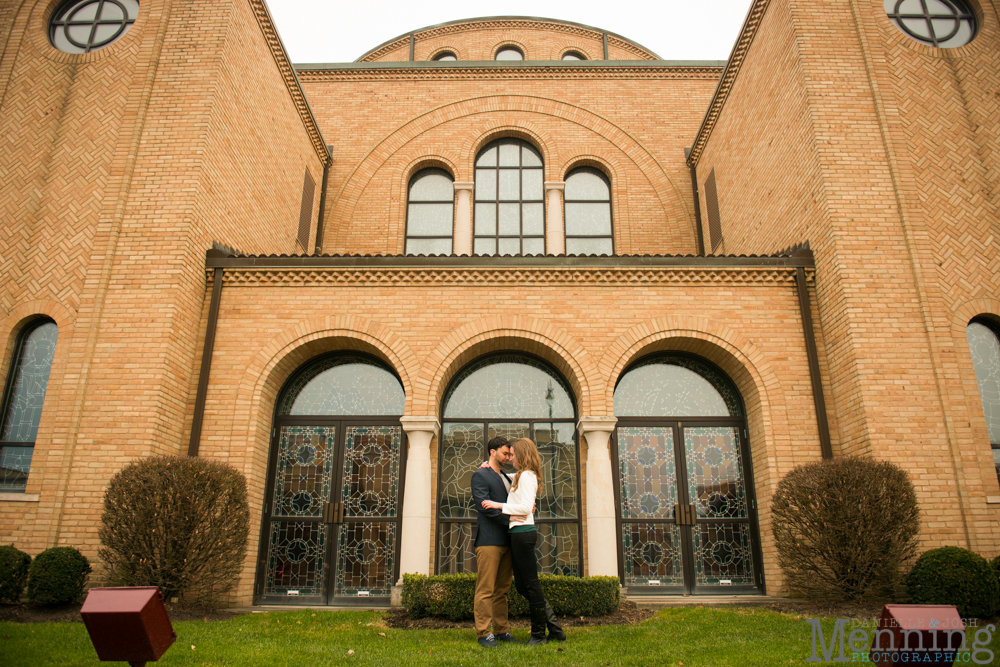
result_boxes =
[509,438,543,492]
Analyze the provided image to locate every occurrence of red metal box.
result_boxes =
[80,587,176,663]
[869,604,964,666]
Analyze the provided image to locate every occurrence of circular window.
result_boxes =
[884,0,977,48]
[495,47,524,61]
[50,0,139,54]
[433,52,457,61]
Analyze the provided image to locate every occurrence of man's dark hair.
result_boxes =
[487,436,510,456]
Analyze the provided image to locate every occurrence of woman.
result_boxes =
[481,437,566,645]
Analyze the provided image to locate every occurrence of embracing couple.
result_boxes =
[470,436,566,648]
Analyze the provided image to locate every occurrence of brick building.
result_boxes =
[1,0,998,606]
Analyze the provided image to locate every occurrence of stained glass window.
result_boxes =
[565,167,613,256]
[443,354,573,419]
[278,355,404,416]
[614,354,742,417]
[0,319,58,493]
[50,0,139,54]
[474,139,545,256]
[884,0,976,49]
[405,168,454,256]
[967,320,1000,484]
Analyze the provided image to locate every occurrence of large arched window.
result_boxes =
[437,353,580,576]
[405,168,454,255]
[564,167,613,256]
[612,353,762,595]
[474,139,545,256]
[0,319,58,493]
[967,319,1000,484]
[257,354,405,606]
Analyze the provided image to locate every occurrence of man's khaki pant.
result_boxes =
[474,545,513,638]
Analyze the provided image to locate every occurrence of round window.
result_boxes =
[50,0,139,54]
[884,0,977,48]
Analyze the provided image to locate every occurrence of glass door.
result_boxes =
[256,419,404,605]
[613,420,761,595]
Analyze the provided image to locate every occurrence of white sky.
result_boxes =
[266,0,755,64]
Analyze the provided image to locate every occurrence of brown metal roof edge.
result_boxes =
[205,247,814,269]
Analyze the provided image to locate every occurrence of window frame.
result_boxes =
[432,51,457,61]
[473,138,546,256]
[0,317,58,494]
[49,0,139,54]
[563,166,615,256]
[884,0,977,49]
[967,316,1000,485]
[494,46,525,61]
[404,167,455,256]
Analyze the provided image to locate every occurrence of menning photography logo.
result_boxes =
[805,617,995,664]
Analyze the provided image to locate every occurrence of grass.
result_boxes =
[2,607,999,666]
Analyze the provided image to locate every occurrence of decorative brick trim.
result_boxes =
[607,35,655,60]
[217,266,800,286]
[359,36,411,62]
[247,0,329,162]
[297,65,724,82]
[687,0,771,166]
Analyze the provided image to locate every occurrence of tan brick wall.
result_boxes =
[300,67,720,256]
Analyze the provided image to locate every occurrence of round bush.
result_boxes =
[26,547,91,605]
[98,455,249,608]
[0,544,31,603]
[905,547,999,619]
[772,456,920,600]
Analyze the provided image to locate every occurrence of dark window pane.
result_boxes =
[407,203,453,236]
[278,356,404,416]
[535,423,578,518]
[1,322,58,442]
[443,355,574,419]
[967,322,1000,444]
[0,446,33,493]
[565,203,612,236]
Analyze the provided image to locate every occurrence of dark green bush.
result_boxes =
[26,547,91,605]
[990,555,1000,589]
[904,547,999,619]
[98,455,249,608]
[771,456,920,600]
[0,544,31,603]
[402,573,619,620]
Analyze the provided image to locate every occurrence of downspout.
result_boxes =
[314,152,332,254]
[188,256,225,456]
[685,147,705,256]
[795,260,833,459]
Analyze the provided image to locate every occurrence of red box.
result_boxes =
[81,587,176,664]
[869,605,964,666]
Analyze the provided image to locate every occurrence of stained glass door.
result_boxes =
[614,420,762,595]
[256,420,404,605]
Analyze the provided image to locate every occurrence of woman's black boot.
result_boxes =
[527,602,549,645]
[544,600,566,641]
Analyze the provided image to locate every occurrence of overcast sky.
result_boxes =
[266,0,755,64]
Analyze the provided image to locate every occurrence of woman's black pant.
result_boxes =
[509,529,546,606]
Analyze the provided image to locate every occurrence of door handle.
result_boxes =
[337,502,346,523]
[674,503,698,526]
[323,502,335,524]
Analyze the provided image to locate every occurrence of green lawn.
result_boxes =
[2,607,999,666]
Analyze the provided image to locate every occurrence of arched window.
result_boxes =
[433,52,457,61]
[474,139,545,256]
[564,167,614,256]
[437,353,580,576]
[967,319,1000,483]
[405,168,454,256]
[0,319,58,492]
[258,353,405,605]
[561,51,585,60]
[495,46,524,60]
[612,353,761,595]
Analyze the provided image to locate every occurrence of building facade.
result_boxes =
[0,0,998,606]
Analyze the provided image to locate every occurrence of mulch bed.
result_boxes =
[0,602,245,624]
[383,600,653,629]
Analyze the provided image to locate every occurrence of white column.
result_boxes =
[544,181,565,255]
[397,417,440,583]
[579,416,618,577]
[453,182,474,256]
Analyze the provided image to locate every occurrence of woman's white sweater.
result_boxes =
[502,470,537,528]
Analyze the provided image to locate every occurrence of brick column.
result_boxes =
[579,416,618,577]
[453,182,474,255]
[397,417,440,593]
[545,181,565,255]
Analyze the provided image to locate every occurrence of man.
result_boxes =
[470,436,521,648]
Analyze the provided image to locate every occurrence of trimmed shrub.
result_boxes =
[991,555,1000,590]
[26,547,91,605]
[904,547,999,619]
[98,455,249,608]
[0,544,31,603]
[771,456,919,600]
[402,573,619,620]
